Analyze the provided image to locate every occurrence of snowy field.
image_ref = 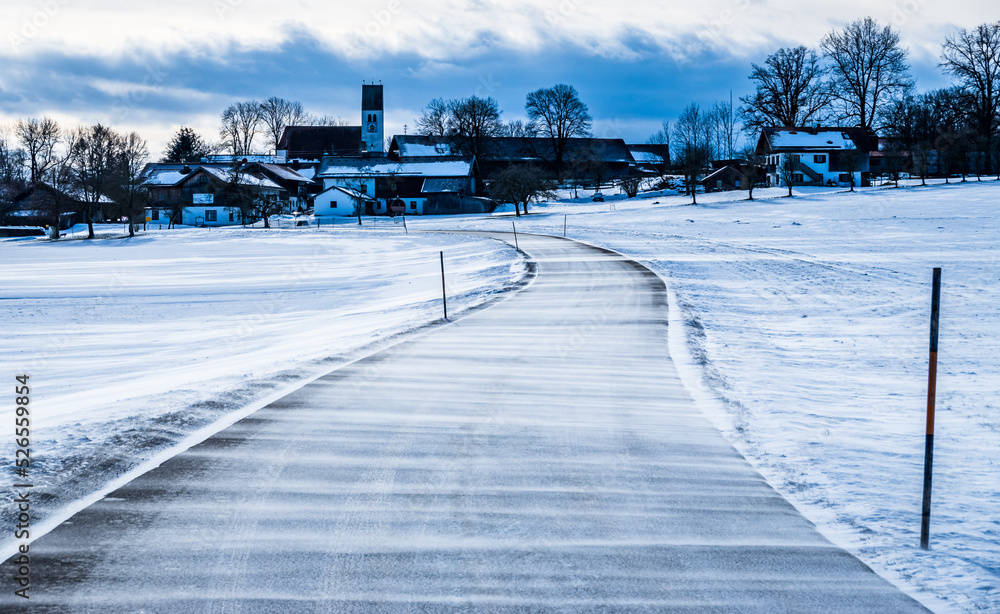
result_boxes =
[408,180,1000,613]
[0,226,526,540]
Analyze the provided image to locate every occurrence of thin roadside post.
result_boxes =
[563,214,567,237]
[440,251,448,320]
[403,216,408,234]
[920,267,942,550]
[512,221,518,250]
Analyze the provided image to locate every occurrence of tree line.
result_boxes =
[664,18,1000,202]
[0,118,148,238]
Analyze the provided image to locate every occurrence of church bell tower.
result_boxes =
[362,82,384,154]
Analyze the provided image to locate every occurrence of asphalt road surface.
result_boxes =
[3,233,930,613]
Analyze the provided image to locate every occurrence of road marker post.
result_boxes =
[512,221,519,250]
[564,214,567,237]
[440,251,448,320]
[921,267,942,550]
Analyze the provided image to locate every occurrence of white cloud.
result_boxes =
[4,1,995,62]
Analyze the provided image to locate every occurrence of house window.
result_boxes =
[839,173,851,183]
[735,179,741,188]
[792,173,804,183]
[205,210,217,222]
[376,202,382,210]
[792,154,801,163]
[229,211,235,222]
[195,175,207,185]
[410,201,417,210]
[716,180,723,189]
[814,155,827,163]
[151,210,159,220]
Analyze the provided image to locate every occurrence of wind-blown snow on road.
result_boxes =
[409,181,999,613]
[0,233,928,612]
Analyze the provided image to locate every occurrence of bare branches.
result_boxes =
[259,97,308,154]
[739,47,832,130]
[821,17,914,136]
[415,98,454,136]
[220,101,263,157]
[525,84,592,182]
[940,22,1000,173]
[16,117,61,183]
[672,104,713,204]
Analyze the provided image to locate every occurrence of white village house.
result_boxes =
[313,157,475,218]
[755,127,874,188]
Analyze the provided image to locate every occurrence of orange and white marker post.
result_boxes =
[921,267,942,550]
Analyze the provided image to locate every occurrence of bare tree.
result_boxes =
[449,96,504,172]
[776,154,798,197]
[616,176,642,198]
[647,120,671,147]
[220,101,263,157]
[525,84,593,182]
[739,47,832,130]
[0,129,27,198]
[415,98,454,136]
[710,95,741,160]
[821,17,914,136]
[310,115,351,127]
[911,144,931,186]
[488,165,554,217]
[16,117,61,183]
[672,103,714,205]
[839,143,861,192]
[34,137,77,238]
[71,124,121,239]
[109,131,149,237]
[738,145,765,200]
[940,22,1000,175]
[259,97,309,154]
[501,120,537,137]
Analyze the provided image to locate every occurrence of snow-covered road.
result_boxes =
[2,233,928,612]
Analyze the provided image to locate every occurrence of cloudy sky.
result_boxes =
[1,1,996,157]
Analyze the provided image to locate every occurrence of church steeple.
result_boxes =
[362,82,384,154]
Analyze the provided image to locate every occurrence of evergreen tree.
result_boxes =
[163,127,210,163]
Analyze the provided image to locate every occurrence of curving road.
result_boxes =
[3,233,929,612]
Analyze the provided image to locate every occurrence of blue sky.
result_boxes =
[1,1,995,157]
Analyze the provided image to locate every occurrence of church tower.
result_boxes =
[362,82,384,154]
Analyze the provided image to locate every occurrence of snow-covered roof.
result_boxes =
[398,141,455,157]
[421,178,469,193]
[317,185,374,200]
[203,154,284,164]
[197,167,282,190]
[629,150,664,164]
[255,163,314,184]
[759,127,873,153]
[145,169,189,186]
[771,131,853,149]
[317,159,472,178]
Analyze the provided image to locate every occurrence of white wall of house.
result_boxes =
[182,206,242,226]
[767,153,863,187]
[314,187,363,217]
[144,207,242,226]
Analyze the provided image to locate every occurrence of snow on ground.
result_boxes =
[408,179,1000,613]
[0,224,526,541]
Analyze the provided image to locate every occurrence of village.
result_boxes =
[0,74,974,236]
